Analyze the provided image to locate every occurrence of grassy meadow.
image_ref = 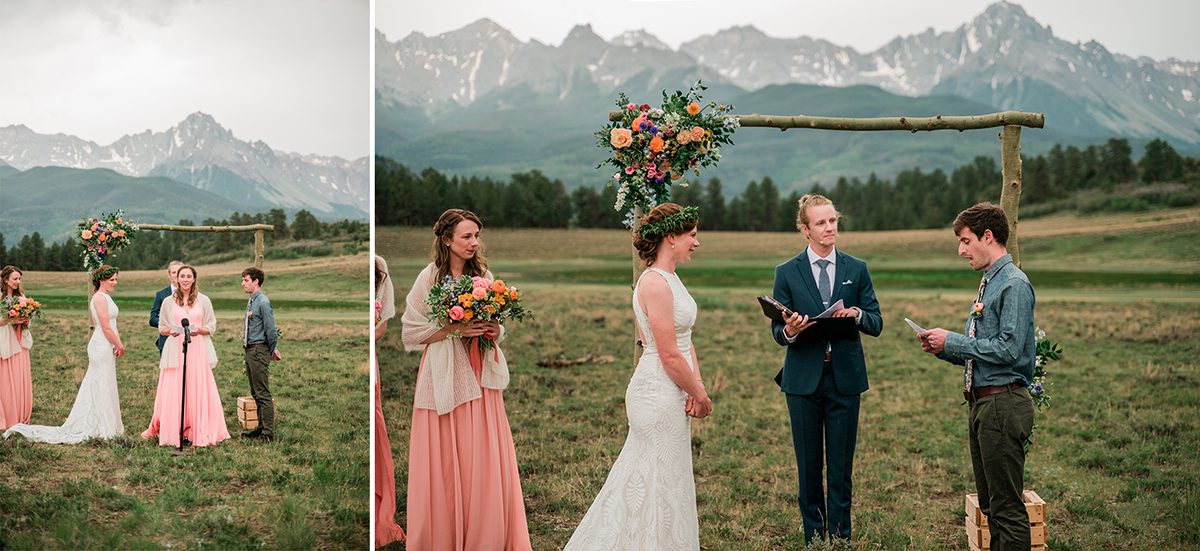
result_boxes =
[377,208,1200,550]
[0,254,370,549]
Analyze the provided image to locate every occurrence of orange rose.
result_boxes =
[691,127,704,141]
[675,130,692,145]
[490,279,508,294]
[610,128,633,149]
[686,102,701,115]
[97,233,107,242]
[81,230,93,239]
[649,135,665,154]
[116,218,123,225]
[116,229,126,237]
[509,289,519,300]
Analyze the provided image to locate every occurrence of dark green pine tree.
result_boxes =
[1140,139,1185,183]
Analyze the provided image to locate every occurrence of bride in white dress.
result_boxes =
[4,265,126,443]
[565,204,713,551]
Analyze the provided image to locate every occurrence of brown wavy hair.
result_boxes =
[633,203,699,267]
[89,265,118,291]
[172,265,199,306]
[431,209,488,280]
[1,266,24,297]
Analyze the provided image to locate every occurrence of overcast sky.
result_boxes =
[0,0,369,159]
[376,0,1200,63]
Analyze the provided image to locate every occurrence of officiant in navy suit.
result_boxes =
[148,260,182,353]
[770,194,882,544]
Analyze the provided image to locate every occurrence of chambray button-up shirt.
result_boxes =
[940,254,1036,388]
[245,290,278,353]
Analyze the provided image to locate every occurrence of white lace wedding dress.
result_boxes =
[564,267,700,550]
[3,292,124,443]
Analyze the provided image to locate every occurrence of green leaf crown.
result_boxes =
[636,206,700,240]
[91,266,120,281]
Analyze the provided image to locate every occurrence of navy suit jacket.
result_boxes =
[150,285,171,352]
[771,248,883,395]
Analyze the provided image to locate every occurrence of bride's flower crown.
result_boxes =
[91,266,120,281]
[637,206,700,240]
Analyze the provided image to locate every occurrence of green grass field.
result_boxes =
[377,209,1200,550]
[0,254,370,549]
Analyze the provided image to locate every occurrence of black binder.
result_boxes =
[757,296,858,341]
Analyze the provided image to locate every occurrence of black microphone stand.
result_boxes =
[172,318,192,455]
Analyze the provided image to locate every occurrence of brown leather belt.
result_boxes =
[964,382,1025,403]
[824,351,832,362]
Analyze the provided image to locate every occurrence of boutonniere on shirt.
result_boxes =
[247,310,254,317]
[971,302,985,318]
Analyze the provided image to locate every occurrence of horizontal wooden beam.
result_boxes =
[607,110,1045,132]
[136,223,275,233]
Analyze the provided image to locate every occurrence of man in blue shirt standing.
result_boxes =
[919,202,1036,551]
[241,267,279,442]
[149,261,182,353]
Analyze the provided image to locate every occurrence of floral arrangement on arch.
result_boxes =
[596,81,738,222]
[1026,326,1062,450]
[77,210,138,270]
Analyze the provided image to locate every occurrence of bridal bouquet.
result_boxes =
[78,210,139,270]
[426,275,530,350]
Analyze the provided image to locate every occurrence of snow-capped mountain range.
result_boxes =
[0,112,368,218]
[377,1,1198,144]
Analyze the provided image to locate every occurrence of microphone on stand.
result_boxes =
[174,318,192,454]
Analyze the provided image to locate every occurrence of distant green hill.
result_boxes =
[378,80,1112,195]
[0,167,245,242]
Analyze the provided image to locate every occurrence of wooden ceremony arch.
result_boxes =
[136,223,276,269]
[608,108,1045,356]
[608,109,1045,277]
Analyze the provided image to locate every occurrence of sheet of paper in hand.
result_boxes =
[904,318,927,334]
[815,299,844,318]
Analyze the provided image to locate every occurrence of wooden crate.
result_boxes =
[965,490,1048,550]
[236,396,258,430]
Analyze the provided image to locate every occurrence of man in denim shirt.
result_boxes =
[241,266,279,442]
[919,202,1035,551]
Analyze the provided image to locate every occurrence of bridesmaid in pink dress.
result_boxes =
[0,266,33,430]
[400,209,531,551]
[374,256,405,548]
[141,265,230,447]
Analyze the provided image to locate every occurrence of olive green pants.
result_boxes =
[244,344,275,437]
[969,386,1035,551]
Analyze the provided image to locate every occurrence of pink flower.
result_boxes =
[7,309,16,317]
[471,276,484,286]
[690,127,705,141]
[449,306,465,321]
[472,285,488,300]
[627,102,637,111]
[18,297,28,306]
[624,166,636,175]
[646,162,656,171]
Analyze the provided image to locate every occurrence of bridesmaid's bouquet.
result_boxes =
[426,275,530,350]
[2,295,42,321]
[3,295,42,339]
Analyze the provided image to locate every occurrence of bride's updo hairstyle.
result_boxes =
[632,203,699,267]
[90,265,119,290]
[431,208,489,280]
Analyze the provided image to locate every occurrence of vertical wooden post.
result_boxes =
[631,206,645,362]
[254,229,265,269]
[999,125,1023,267]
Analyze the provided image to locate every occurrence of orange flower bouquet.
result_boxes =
[426,275,531,350]
[77,209,138,270]
[3,294,42,340]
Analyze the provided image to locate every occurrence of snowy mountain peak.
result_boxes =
[612,30,670,51]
